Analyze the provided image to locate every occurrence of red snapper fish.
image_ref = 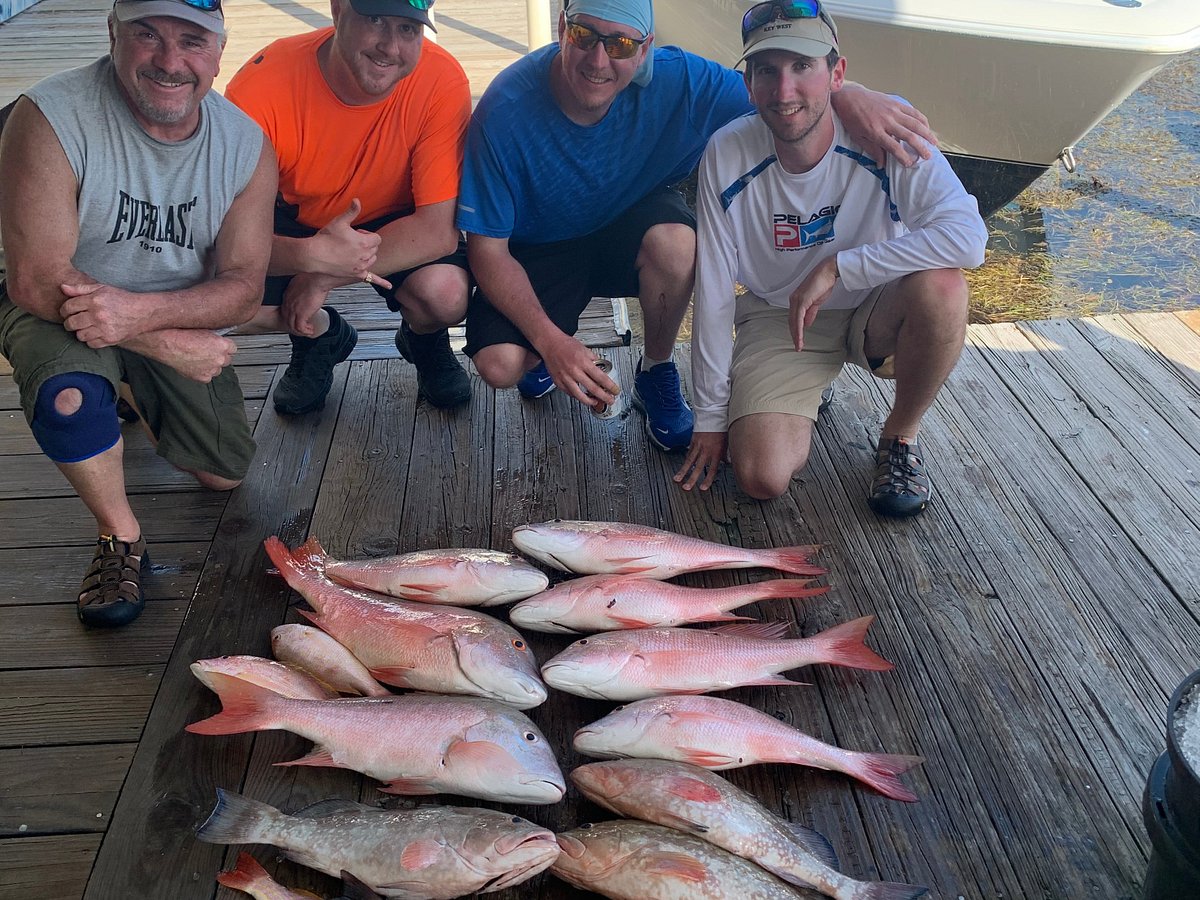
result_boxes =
[200,792,559,899]
[541,617,892,701]
[509,573,829,633]
[552,820,808,899]
[190,655,336,701]
[270,624,390,698]
[216,852,332,899]
[265,537,547,709]
[510,520,825,580]
[573,695,923,802]
[306,539,550,607]
[572,760,929,900]
[186,674,565,804]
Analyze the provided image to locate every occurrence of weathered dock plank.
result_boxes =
[0,744,130,836]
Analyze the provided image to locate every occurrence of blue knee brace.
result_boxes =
[31,372,120,463]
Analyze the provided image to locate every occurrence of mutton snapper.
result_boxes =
[191,656,337,701]
[542,618,893,701]
[572,760,928,900]
[199,791,560,899]
[573,695,922,802]
[265,537,547,710]
[510,520,825,580]
[270,624,390,698]
[509,574,828,633]
[304,538,549,607]
[186,675,565,804]
[551,819,811,899]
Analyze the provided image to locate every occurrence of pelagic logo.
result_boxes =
[773,205,839,251]
[107,192,198,250]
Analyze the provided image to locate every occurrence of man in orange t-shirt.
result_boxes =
[226,0,472,415]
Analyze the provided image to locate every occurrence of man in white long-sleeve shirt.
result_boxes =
[676,0,987,516]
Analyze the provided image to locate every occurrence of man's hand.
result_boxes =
[788,256,839,352]
[538,333,619,410]
[675,431,728,492]
[60,282,156,347]
[835,84,937,167]
[310,198,381,279]
[281,273,338,337]
[127,329,238,383]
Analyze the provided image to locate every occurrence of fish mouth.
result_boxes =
[516,778,565,803]
[479,836,560,893]
[554,832,588,859]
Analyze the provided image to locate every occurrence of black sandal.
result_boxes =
[77,535,148,627]
[868,437,932,518]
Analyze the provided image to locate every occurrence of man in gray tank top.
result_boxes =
[0,0,278,628]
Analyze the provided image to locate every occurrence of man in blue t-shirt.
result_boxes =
[457,0,935,452]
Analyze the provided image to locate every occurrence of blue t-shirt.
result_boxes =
[456,45,751,245]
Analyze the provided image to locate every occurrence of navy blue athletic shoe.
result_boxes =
[632,360,693,452]
[517,361,556,399]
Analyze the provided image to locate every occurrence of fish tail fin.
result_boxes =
[846,750,923,802]
[753,578,831,602]
[197,789,279,845]
[184,671,282,735]
[855,882,930,900]
[215,851,272,891]
[770,544,827,576]
[264,536,325,613]
[807,615,895,671]
[293,536,330,572]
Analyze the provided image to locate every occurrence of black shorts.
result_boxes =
[463,186,695,357]
[262,199,470,313]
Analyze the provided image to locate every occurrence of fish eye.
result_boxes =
[580,822,594,829]
[578,639,588,645]
[614,705,624,711]
[511,815,523,824]
[512,638,526,651]
[523,731,538,742]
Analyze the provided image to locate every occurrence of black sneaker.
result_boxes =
[868,436,932,518]
[273,306,358,415]
[394,323,471,409]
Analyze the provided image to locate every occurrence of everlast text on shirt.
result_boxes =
[107,192,198,250]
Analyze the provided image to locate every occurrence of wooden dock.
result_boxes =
[3,1,1200,898]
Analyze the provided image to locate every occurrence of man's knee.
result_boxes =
[472,345,529,389]
[395,266,470,326]
[31,372,120,463]
[731,449,809,501]
[904,269,969,325]
[638,223,697,285]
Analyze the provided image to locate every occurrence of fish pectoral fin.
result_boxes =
[378,778,439,795]
[445,738,512,770]
[605,555,658,574]
[369,664,417,686]
[655,810,710,834]
[339,871,385,900]
[663,775,723,804]
[392,581,443,598]
[399,838,445,870]
[610,614,655,628]
[677,747,738,768]
[782,820,839,869]
[274,745,344,769]
[643,852,710,883]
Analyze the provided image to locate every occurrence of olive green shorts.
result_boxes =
[729,287,896,424]
[0,294,255,480]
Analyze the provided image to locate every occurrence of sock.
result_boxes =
[640,352,672,371]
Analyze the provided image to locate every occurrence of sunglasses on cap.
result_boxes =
[740,0,837,44]
[565,18,648,60]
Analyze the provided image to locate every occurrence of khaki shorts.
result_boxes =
[729,287,895,424]
[0,294,255,480]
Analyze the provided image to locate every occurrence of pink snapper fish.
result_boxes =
[511,520,825,580]
[190,656,336,702]
[573,695,922,802]
[265,537,547,710]
[541,617,893,701]
[509,573,828,633]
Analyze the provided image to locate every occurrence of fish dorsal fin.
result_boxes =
[782,820,839,869]
[644,852,709,882]
[293,798,375,818]
[710,621,791,640]
[663,775,723,804]
[400,838,445,870]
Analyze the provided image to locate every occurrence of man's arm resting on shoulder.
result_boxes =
[466,232,617,406]
[832,82,936,167]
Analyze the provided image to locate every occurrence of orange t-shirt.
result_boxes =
[224,28,470,229]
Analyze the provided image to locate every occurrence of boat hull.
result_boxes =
[655,0,1200,214]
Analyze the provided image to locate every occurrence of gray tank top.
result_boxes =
[25,57,263,293]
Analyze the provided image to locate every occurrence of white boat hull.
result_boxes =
[655,0,1200,214]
